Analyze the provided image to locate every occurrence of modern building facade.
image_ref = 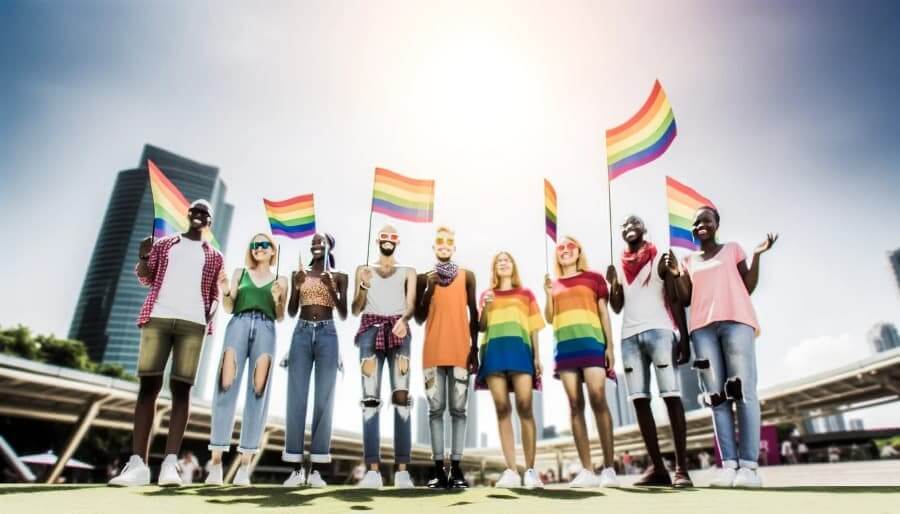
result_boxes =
[869,322,900,353]
[69,145,233,381]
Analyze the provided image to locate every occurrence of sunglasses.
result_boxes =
[556,242,577,252]
[435,237,455,246]
[250,241,273,250]
[378,232,400,243]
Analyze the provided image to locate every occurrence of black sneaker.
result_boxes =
[427,467,449,489]
[632,465,673,487]
[447,467,469,489]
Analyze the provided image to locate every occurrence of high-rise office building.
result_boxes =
[889,248,900,292]
[869,322,900,353]
[69,145,233,382]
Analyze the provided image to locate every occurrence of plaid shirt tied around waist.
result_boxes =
[355,314,406,351]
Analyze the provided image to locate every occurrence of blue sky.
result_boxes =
[2,0,899,442]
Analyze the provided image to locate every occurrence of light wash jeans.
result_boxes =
[282,319,340,464]
[621,328,681,400]
[691,321,760,468]
[208,311,276,454]
[424,366,469,461]
[358,326,412,465]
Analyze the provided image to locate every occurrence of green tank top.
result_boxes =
[233,269,276,320]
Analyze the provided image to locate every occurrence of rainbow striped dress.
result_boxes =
[476,287,545,389]
[551,270,609,376]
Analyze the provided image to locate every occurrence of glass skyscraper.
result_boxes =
[69,144,233,377]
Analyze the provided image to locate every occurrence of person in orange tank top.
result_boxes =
[414,226,478,489]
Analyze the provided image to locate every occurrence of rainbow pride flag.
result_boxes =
[263,194,316,239]
[371,167,435,222]
[148,160,220,249]
[606,80,677,181]
[544,179,557,242]
[667,176,715,251]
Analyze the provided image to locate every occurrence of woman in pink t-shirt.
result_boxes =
[664,206,777,489]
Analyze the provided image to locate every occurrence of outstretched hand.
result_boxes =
[754,233,779,255]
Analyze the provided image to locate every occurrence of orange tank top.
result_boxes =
[423,273,471,369]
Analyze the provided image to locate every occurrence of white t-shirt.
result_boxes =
[619,252,675,340]
[151,238,206,325]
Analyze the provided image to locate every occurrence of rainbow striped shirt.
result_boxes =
[551,270,609,375]
[476,287,545,388]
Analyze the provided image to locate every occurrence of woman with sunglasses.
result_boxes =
[206,233,288,486]
[665,206,777,488]
[543,236,618,488]
[476,251,545,489]
[282,233,348,488]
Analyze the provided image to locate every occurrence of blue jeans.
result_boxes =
[358,326,412,465]
[424,366,469,460]
[209,311,276,454]
[282,319,340,464]
[691,321,760,468]
[621,329,681,400]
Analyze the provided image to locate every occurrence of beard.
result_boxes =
[379,243,396,257]
[436,255,452,263]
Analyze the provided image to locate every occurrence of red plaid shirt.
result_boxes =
[135,235,224,335]
[355,314,406,350]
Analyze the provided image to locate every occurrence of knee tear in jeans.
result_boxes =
[361,397,381,421]
[424,368,436,398]
[724,377,743,401]
[704,392,727,407]
[624,366,634,373]
[252,354,272,397]
[693,359,710,370]
[396,355,409,376]
[220,349,237,392]
[361,356,376,378]
[392,390,412,421]
[656,363,669,369]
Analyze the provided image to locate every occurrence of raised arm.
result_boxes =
[402,267,417,322]
[663,270,691,365]
[333,272,349,320]
[287,269,306,318]
[351,265,371,316]
[663,249,692,306]
[414,273,432,325]
[221,268,242,314]
[543,274,555,324]
[739,234,778,295]
[272,275,289,321]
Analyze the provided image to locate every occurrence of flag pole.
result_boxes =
[606,170,614,264]
[365,169,376,266]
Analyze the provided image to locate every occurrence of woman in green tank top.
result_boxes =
[205,233,289,486]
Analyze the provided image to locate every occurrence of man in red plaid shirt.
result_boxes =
[109,199,224,488]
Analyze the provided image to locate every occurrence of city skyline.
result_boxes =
[2,0,900,446]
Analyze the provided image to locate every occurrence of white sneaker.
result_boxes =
[283,469,306,487]
[157,454,182,487]
[523,469,544,489]
[599,467,620,488]
[307,470,327,488]
[394,470,415,489]
[204,463,223,485]
[495,468,521,488]
[233,465,251,486]
[709,464,738,488]
[108,455,150,487]
[732,467,762,488]
[358,470,383,489]
[569,468,599,488]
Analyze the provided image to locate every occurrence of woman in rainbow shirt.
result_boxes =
[543,236,618,488]
[476,251,545,489]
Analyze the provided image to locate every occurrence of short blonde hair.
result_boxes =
[554,235,589,277]
[435,225,455,237]
[490,251,522,289]
[245,233,277,269]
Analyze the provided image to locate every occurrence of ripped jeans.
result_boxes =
[283,319,340,464]
[358,327,412,465]
[209,311,275,454]
[424,366,469,461]
[691,321,760,468]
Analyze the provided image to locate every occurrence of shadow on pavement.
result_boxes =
[0,485,102,495]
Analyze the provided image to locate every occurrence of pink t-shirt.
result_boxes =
[683,242,759,335]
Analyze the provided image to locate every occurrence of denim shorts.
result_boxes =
[621,328,680,400]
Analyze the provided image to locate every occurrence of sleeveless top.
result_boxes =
[617,253,674,340]
[300,276,336,307]
[233,269,276,320]
[362,266,411,316]
[423,272,470,369]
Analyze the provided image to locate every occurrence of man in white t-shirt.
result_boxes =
[607,215,692,488]
[109,200,224,488]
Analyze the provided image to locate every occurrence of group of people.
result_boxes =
[108,197,777,490]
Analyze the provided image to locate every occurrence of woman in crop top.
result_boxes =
[206,233,288,486]
[281,233,348,488]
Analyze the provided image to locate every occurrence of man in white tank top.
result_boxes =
[351,225,417,489]
[606,215,693,488]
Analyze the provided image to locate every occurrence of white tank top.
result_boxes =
[363,265,411,316]
[619,253,674,340]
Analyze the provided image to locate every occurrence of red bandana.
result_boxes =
[622,241,658,285]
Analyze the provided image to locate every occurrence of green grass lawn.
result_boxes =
[2,484,899,514]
